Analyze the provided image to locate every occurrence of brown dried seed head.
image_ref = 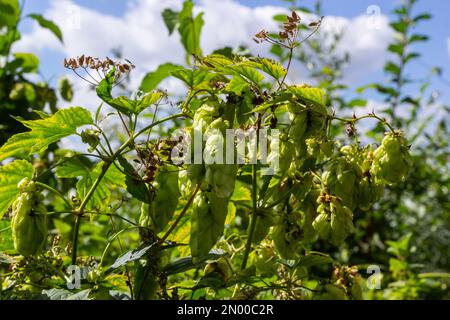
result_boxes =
[255,29,269,39]
[78,55,85,66]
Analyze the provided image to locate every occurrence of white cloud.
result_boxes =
[14,0,393,110]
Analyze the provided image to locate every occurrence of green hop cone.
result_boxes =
[81,129,100,150]
[330,199,355,246]
[249,243,278,275]
[187,164,206,186]
[313,198,354,246]
[203,119,237,198]
[313,207,331,240]
[190,192,229,261]
[357,176,384,211]
[315,284,348,300]
[11,182,48,256]
[371,131,413,184]
[193,103,219,134]
[322,157,358,210]
[287,108,307,141]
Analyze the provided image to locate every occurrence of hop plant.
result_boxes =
[11,178,48,256]
[371,131,413,184]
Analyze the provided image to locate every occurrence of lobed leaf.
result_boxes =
[0,160,33,218]
[0,107,93,161]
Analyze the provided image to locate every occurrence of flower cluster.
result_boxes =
[63,55,135,86]
[254,11,323,49]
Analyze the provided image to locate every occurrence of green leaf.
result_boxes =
[0,160,33,218]
[107,243,156,272]
[58,77,73,102]
[135,92,165,114]
[163,249,225,275]
[0,29,20,56]
[330,210,354,246]
[404,52,420,64]
[270,44,284,58]
[212,47,233,58]
[200,54,234,69]
[76,162,125,211]
[171,68,215,89]
[33,110,50,119]
[55,156,91,179]
[178,0,203,62]
[161,8,179,35]
[96,68,115,102]
[231,181,251,201]
[117,155,150,203]
[28,13,63,43]
[390,21,407,33]
[409,34,429,43]
[254,57,287,80]
[139,63,183,92]
[97,68,164,114]
[286,86,327,106]
[348,99,367,108]
[297,252,334,267]
[226,75,249,95]
[0,221,14,251]
[413,13,432,22]
[387,43,404,56]
[384,62,401,76]
[0,107,93,161]
[11,52,39,73]
[190,192,229,261]
[228,63,264,85]
[249,91,293,114]
[273,14,288,22]
[41,288,91,300]
[57,159,125,211]
[0,0,19,28]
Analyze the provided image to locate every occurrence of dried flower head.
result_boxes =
[63,55,135,86]
[254,12,323,49]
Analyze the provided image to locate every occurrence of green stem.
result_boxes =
[35,182,72,208]
[0,225,11,234]
[99,226,139,267]
[118,112,131,136]
[241,117,261,270]
[241,164,258,270]
[134,113,188,138]
[328,114,396,132]
[71,215,81,265]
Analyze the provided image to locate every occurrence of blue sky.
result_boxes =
[16,0,450,111]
